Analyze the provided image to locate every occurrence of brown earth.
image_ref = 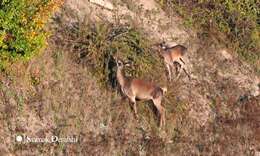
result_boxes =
[0,0,259,155]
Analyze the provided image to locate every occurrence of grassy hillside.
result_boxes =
[0,0,259,155]
[158,0,260,73]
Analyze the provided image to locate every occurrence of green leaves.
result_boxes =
[66,21,161,88]
[0,0,62,71]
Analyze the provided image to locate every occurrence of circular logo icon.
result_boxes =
[16,135,23,142]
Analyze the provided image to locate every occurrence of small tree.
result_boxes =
[0,0,63,70]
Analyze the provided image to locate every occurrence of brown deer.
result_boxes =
[115,57,167,128]
[157,42,191,81]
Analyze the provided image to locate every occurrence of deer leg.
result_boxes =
[177,62,191,80]
[175,62,179,75]
[152,98,165,128]
[161,106,166,127]
[182,67,191,80]
[165,63,172,81]
[178,58,191,80]
[180,57,185,64]
[129,96,138,118]
[173,61,182,80]
[175,61,181,75]
[170,62,179,78]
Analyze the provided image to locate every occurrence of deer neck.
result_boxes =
[116,67,126,87]
[159,50,167,58]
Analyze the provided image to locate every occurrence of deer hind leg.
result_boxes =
[152,98,165,128]
[178,62,191,80]
[180,57,186,64]
[182,67,191,80]
[178,58,191,80]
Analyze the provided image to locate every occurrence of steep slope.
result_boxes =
[66,0,259,121]
[0,0,259,155]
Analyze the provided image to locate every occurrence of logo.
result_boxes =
[15,134,78,143]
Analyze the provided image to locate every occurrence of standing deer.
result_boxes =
[115,57,167,128]
[157,42,191,81]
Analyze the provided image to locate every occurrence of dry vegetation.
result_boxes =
[158,0,260,73]
[0,0,259,155]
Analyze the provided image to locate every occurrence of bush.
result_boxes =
[82,22,163,87]
[0,0,63,70]
[158,0,260,71]
[52,19,164,88]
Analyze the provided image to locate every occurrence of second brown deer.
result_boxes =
[157,42,191,81]
[115,57,167,128]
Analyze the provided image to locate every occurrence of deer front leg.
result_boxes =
[165,63,172,81]
[175,63,179,75]
[153,98,165,128]
[130,96,138,118]
[159,106,166,128]
[174,61,181,75]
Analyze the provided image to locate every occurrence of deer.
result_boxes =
[114,57,167,128]
[156,41,191,81]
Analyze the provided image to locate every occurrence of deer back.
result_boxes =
[161,45,187,62]
[131,79,163,99]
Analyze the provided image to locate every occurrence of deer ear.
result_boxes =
[124,60,132,67]
[124,62,131,67]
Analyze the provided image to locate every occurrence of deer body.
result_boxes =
[159,44,190,81]
[161,45,187,64]
[116,59,167,127]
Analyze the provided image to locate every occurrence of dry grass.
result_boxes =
[0,1,259,155]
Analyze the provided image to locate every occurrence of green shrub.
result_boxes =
[81,22,162,87]
[56,20,163,88]
[0,0,63,70]
[158,0,260,71]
